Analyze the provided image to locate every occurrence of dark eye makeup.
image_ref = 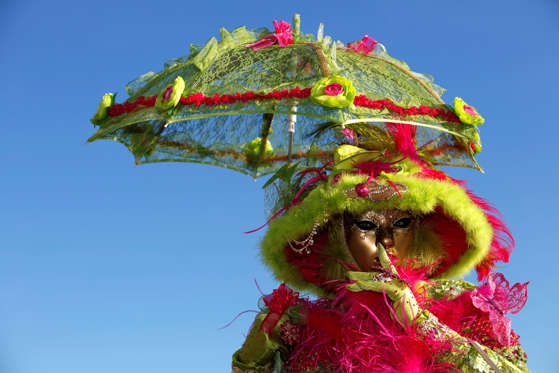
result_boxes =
[354,220,377,231]
[393,217,412,228]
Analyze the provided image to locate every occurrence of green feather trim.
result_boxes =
[260,173,492,295]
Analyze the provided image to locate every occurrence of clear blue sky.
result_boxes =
[1,1,558,372]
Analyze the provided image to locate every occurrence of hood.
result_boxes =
[260,159,513,296]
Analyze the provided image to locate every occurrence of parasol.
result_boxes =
[88,14,484,179]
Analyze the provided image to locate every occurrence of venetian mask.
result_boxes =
[344,209,418,271]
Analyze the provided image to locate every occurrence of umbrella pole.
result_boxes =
[287,105,297,165]
[287,21,299,166]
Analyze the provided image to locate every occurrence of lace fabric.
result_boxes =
[471,273,529,346]
[89,24,481,178]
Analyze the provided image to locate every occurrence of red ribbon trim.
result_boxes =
[106,90,461,124]
[353,95,461,123]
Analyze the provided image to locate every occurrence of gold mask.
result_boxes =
[344,209,418,271]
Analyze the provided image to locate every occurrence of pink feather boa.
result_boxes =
[284,289,460,373]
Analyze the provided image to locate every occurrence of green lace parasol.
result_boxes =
[88,14,483,178]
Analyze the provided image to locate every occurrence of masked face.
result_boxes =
[344,209,418,271]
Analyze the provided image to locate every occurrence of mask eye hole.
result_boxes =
[393,217,412,229]
[355,220,377,231]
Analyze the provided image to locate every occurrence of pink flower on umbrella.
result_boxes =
[272,20,293,47]
[454,97,485,126]
[155,76,185,111]
[162,85,174,101]
[341,128,355,144]
[463,105,478,116]
[310,75,356,108]
[245,20,293,50]
[347,35,378,56]
[324,83,344,96]
[471,272,528,346]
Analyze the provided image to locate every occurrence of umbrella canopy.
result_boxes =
[88,14,482,178]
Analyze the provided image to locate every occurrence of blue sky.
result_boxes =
[1,0,558,372]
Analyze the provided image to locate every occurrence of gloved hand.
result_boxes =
[346,243,421,325]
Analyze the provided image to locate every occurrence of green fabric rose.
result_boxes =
[310,75,356,108]
[90,93,115,125]
[454,97,485,126]
[155,76,185,112]
[470,131,482,155]
[243,137,274,165]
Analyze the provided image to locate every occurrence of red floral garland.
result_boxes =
[107,95,158,116]
[353,95,461,123]
[179,87,312,106]
[106,87,461,124]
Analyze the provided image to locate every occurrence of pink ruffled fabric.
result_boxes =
[471,272,528,346]
[348,35,378,55]
[245,20,293,50]
[272,20,293,47]
[260,284,299,334]
[341,128,355,143]
[285,289,456,373]
[325,82,344,96]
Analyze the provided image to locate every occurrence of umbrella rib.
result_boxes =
[151,139,332,164]
[341,118,465,139]
[301,42,330,77]
[367,54,445,105]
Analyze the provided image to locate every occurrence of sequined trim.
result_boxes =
[416,310,456,339]
[345,180,408,201]
[279,321,301,346]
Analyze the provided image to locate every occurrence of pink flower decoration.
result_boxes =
[341,128,355,144]
[162,85,173,101]
[259,284,299,334]
[463,105,478,116]
[324,82,344,96]
[354,161,400,178]
[263,283,299,314]
[347,35,378,56]
[273,20,293,47]
[471,272,529,346]
[245,20,293,50]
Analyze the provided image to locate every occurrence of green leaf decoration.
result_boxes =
[262,162,302,190]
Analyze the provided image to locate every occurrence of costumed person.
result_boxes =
[87,15,530,373]
[232,143,530,373]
